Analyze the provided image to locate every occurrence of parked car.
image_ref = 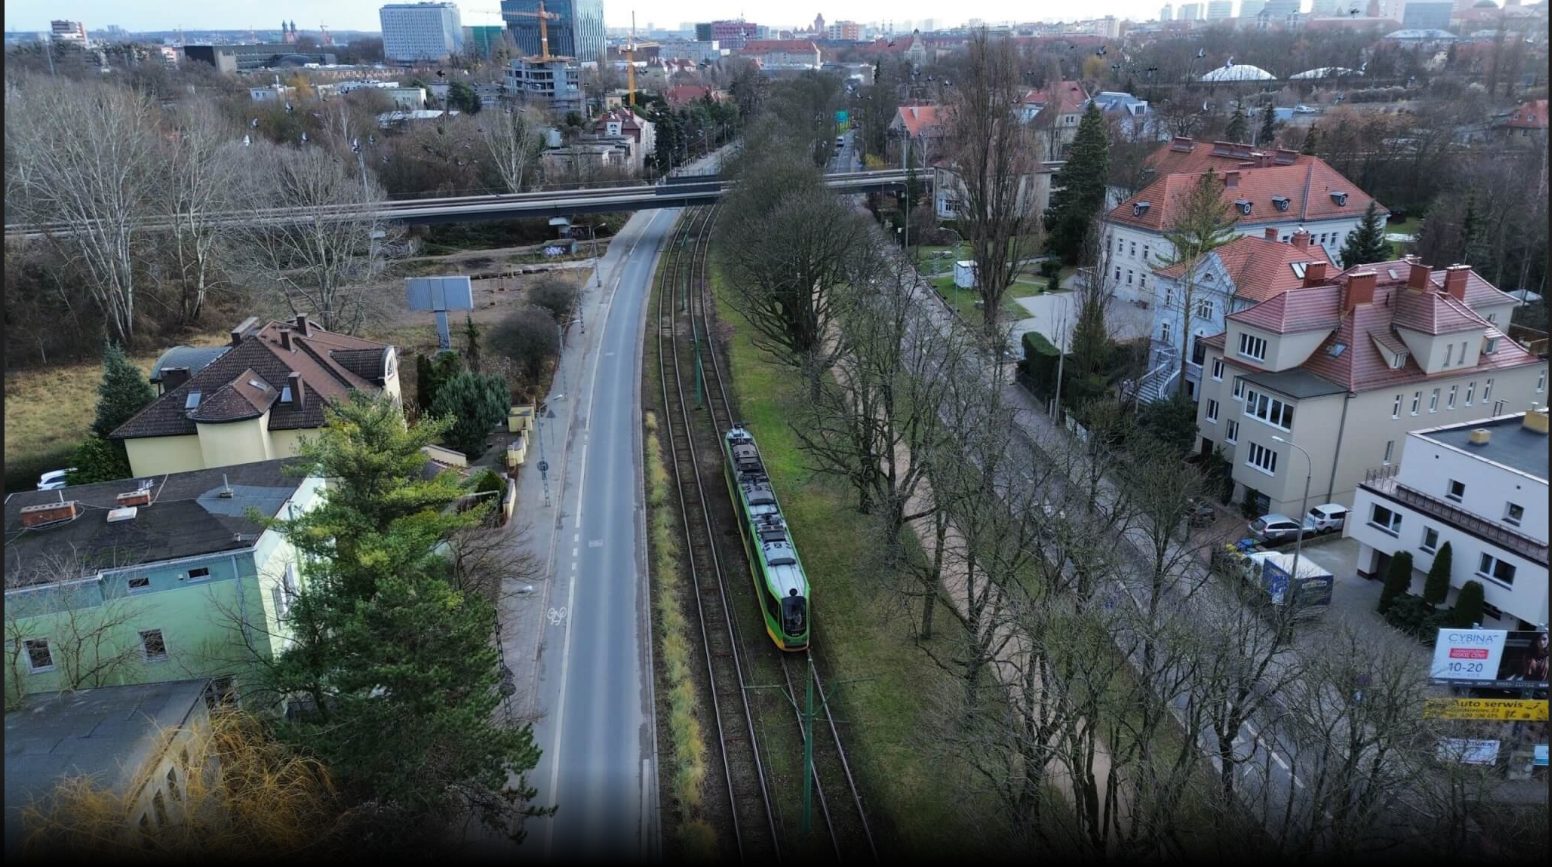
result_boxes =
[1306,504,1349,534]
[1248,513,1314,545]
[37,468,76,491]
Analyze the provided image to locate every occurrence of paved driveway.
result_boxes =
[1008,291,1153,353]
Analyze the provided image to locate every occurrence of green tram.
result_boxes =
[722,425,810,651]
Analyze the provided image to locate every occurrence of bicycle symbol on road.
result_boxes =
[547,607,568,626]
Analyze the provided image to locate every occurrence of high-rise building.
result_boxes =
[1401,0,1455,28]
[49,20,89,48]
[1179,2,1203,20]
[1241,0,1269,17]
[696,19,758,49]
[502,0,606,63]
[1207,0,1236,18]
[1310,0,1346,14]
[379,3,464,63]
[1161,3,1175,21]
[1262,0,1302,19]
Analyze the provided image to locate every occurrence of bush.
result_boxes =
[1136,395,1199,457]
[528,278,579,324]
[1018,330,1062,401]
[68,435,130,485]
[1383,593,1448,640]
[1451,580,1485,628]
[473,469,505,496]
[429,370,510,458]
[489,306,561,385]
[1038,259,1061,278]
[1378,551,1414,614]
[415,352,464,416]
[1423,541,1452,605]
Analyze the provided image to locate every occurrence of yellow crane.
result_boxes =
[627,12,636,109]
[504,0,561,61]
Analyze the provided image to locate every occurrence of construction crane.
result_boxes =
[505,0,561,61]
[627,12,637,109]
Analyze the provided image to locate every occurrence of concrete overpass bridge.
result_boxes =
[4,171,920,238]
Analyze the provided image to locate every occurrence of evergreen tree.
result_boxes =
[262,393,546,845]
[1377,550,1414,614]
[68,435,131,485]
[1461,193,1492,273]
[463,314,483,373]
[1423,541,1453,605]
[415,351,464,416]
[1225,105,1248,143]
[91,343,156,439]
[1451,580,1485,628]
[1301,124,1319,155]
[1339,201,1391,268]
[1044,102,1111,265]
[1258,103,1277,146]
[431,369,510,458]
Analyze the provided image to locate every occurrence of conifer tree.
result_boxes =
[1044,102,1110,264]
[1423,541,1453,605]
[1300,124,1319,155]
[1339,201,1391,267]
[1378,550,1414,614]
[1258,103,1277,146]
[1225,105,1248,143]
[91,343,156,439]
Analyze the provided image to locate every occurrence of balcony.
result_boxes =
[1359,469,1548,566]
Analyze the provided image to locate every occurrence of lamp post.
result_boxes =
[1272,434,1313,591]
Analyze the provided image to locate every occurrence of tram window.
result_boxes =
[770,556,796,566]
[782,593,807,636]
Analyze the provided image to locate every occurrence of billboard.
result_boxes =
[1422,698,1550,721]
[1430,629,1550,686]
[1437,738,1500,765]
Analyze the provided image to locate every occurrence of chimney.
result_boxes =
[293,313,311,336]
[229,316,260,347]
[1467,428,1492,446]
[1302,261,1328,288]
[1344,271,1377,314]
[160,367,191,392]
[1444,264,1471,302]
[1291,229,1311,249]
[1406,260,1432,291]
[20,501,79,528]
[116,489,152,508]
[1524,406,1549,435]
[1224,170,1240,188]
[1264,227,1278,241]
[287,371,305,409]
[278,328,292,352]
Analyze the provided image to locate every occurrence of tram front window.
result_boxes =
[781,589,807,637]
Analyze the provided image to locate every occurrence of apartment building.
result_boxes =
[1019,80,1089,158]
[739,39,822,70]
[1349,410,1548,629]
[379,2,464,64]
[1194,260,1547,517]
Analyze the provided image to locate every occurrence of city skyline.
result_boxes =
[2,0,1290,36]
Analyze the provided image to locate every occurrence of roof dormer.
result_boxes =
[1330,191,1348,206]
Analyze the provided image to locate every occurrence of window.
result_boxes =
[1206,399,1220,422]
[1482,378,1493,403]
[1225,420,1239,443]
[1130,241,1137,258]
[1245,441,1278,475]
[1476,553,1516,586]
[1428,388,1439,413]
[1126,269,1133,285]
[1232,377,1245,399]
[128,576,151,592]
[1143,244,1150,261]
[1383,439,1395,464]
[1447,385,1457,410]
[1114,267,1121,282]
[166,768,182,802]
[1484,336,1498,354]
[1446,480,1465,502]
[1465,381,1475,405]
[1538,369,1546,393]
[1211,358,1225,380]
[1460,340,1468,362]
[1161,320,1172,344]
[1421,527,1439,553]
[1195,297,1214,320]
[24,638,53,673]
[1238,332,1268,361]
[1410,391,1421,415]
[1139,273,1147,289]
[1504,503,1524,526]
[1369,503,1402,535]
[1191,335,1207,366]
[1165,286,1175,307]
[1446,343,1456,367]
[1243,388,1295,429]
[140,630,168,662]
[1391,393,1402,419]
[186,567,210,582]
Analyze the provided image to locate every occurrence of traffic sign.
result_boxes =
[1423,698,1549,721]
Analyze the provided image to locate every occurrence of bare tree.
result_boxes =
[478,106,545,194]
[162,99,245,326]
[6,76,162,345]
[946,30,1044,344]
[1156,168,1237,398]
[230,142,393,334]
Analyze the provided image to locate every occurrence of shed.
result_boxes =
[954,260,977,289]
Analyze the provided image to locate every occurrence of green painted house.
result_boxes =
[3,460,322,707]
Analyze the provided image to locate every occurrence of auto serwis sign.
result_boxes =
[1430,629,1507,682]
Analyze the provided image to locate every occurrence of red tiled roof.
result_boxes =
[1154,234,1332,304]
[1503,99,1548,129]
[1392,289,1484,335]
[1143,138,1311,177]
[1108,159,1384,231]
[112,320,392,440]
[741,40,819,54]
[665,85,714,107]
[1341,259,1517,309]
[1230,284,1343,334]
[1022,80,1088,114]
[892,104,945,138]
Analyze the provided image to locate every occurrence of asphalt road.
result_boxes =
[521,207,675,861]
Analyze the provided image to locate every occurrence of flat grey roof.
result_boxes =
[1423,415,1549,480]
[4,679,210,856]
[1240,367,1347,400]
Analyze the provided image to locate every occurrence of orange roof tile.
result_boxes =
[892,104,946,138]
[1108,159,1384,231]
[1504,99,1548,130]
[1154,233,1332,304]
[1022,80,1088,114]
[1144,138,1311,177]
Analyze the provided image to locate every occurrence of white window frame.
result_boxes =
[1465,381,1475,405]
[1383,439,1395,464]
[1446,480,1465,502]
[1243,388,1294,430]
[186,566,211,582]
[1194,297,1214,320]
[1206,399,1220,422]
[1225,420,1239,443]
[1420,526,1439,553]
[24,638,54,673]
[1391,393,1401,419]
[1238,332,1267,362]
[1428,388,1439,413]
[1482,378,1493,403]
[1410,391,1421,415]
[1211,358,1224,381]
[1245,441,1278,476]
[1476,552,1516,586]
[1369,503,1402,536]
[1484,336,1498,355]
[1444,343,1454,367]
[1446,385,1457,410]
[1504,502,1524,527]
[1232,377,1245,399]
[140,629,168,663]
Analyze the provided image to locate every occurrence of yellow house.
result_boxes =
[112,316,401,477]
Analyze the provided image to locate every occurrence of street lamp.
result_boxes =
[1272,434,1312,590]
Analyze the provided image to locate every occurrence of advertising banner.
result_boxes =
[1431,629,1550,685]
[1437,738,1501,765]
[1422,698,1550,721]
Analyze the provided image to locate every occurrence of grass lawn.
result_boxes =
[930,275,1035,325]
[712,260,1012,859]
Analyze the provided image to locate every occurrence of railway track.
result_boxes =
[654,205,779,862]
[664,206,879,862]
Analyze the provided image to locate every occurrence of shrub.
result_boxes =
[68,435,130,485]
[473,469,504,496]
[92,343,156,439]
[528,278,579,324]
[1038,258,1061,278]
[415,352,464,415]
[1018,330,1062,400]
[1383,593,1447,640]
[489,306,561,385]
[1451,580,1485,628]
[1423,541,1453,605]
[429,370,510,458]
[1378,551,1414,614]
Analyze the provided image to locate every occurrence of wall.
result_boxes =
[125,435,204,477]
[196,414,271,470]
[1398,429,1549,543]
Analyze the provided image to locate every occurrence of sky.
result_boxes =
[2,0,1185,34]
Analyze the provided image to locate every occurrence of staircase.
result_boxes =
[1136,346,1179,403]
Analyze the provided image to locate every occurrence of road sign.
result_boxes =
[1423,698,1549,721]
[538,460,549,473]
